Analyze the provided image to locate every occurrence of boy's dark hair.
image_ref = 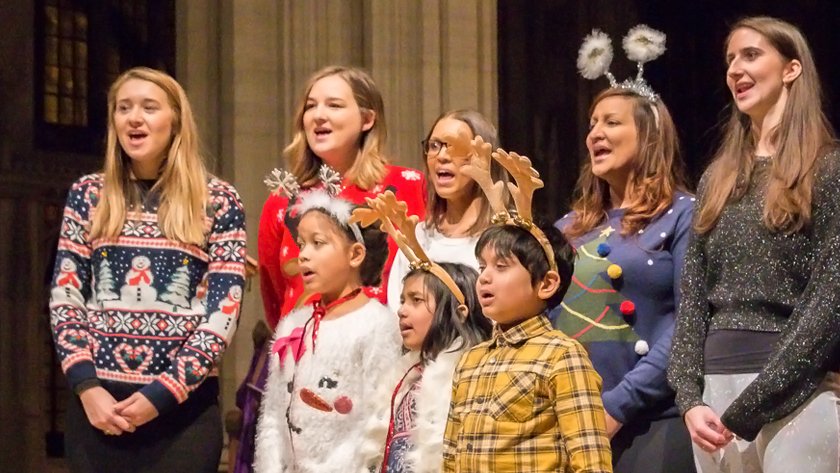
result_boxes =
[403,262,492,364]
[474,221,575,311]
[303,207,389,287]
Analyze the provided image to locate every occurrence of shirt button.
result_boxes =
[489,358,496,364]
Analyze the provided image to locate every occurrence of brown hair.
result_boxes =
[423,109,508,236]
[566,88,687,239]
[284,65,388,190]
[91,67,209,246]
[694,16,836,234]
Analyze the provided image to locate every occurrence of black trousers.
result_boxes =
[612,415,696,473]
[65,380,223,473]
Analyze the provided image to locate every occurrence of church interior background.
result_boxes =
[1,1,837,471]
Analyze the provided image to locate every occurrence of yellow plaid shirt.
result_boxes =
[442,315,612,472]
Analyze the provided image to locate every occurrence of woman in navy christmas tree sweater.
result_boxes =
[550,84,694,472]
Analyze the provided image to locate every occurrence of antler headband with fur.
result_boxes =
[460,136,558,273]
[349,191,467,307]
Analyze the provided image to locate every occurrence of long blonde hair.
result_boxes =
[90,67,209,246]
[423,109,508,236]
[566,88,687,239]
[695,17,836,235]
[284,65,388,190]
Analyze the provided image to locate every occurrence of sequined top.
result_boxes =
[668,150,840,440]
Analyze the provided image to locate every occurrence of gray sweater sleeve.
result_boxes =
[721,151,840,440]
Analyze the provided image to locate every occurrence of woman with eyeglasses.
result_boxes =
[386,110,508,313]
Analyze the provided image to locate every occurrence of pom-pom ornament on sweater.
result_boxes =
[596,242,611,257]
[607,264,623,279]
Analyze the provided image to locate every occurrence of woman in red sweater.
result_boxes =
[230,66,425,473]
[258,65,426,328]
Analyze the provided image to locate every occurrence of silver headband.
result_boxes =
[577,25,666,104]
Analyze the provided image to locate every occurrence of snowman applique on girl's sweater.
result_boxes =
[49,173,246,415]
[255,299,401,473]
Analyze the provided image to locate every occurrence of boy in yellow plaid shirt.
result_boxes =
[442,142,612,472]
[442,223,612,472]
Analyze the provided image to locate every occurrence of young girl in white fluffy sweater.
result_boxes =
[360,262,492,473]
[254,186,401,473]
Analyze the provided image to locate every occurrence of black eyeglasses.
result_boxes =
[421,139,450,157]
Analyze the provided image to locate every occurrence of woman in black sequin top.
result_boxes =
[667,16,840,473]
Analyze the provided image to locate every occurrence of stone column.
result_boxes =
[367,0,498,168]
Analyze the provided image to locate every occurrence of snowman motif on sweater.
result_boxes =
[121,256,157,304]
[190,275,209,311]
[206,285,241,342]
[255,300,402,473]
[52,257,82,301]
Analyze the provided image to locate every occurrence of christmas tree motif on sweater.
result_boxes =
[160,259,192,309]
[52,257,82,301]
[95,252,119,302]
[555,226,641,346]
[205,285,241,342]
[120,256,157,304]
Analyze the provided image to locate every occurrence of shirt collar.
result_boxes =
[490,314,551,348]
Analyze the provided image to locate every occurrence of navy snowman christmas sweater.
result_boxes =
[49,173,246,414]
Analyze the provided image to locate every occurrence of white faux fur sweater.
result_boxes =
[358,344,465,473]
[254,300,401,473]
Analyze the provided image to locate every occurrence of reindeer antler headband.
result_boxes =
[263,164,364,244]
[460,136,558,273]
[349,191,467,308]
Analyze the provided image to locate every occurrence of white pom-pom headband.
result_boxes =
[263,164,364,244]
[578,24,666,107]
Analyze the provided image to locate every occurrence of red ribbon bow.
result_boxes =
[272,326,306,367]
[309,288,362,352]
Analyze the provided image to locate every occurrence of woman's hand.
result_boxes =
[684,405,733,452]
[79,387,135,436]
[825,371,840,394]
[604,412,623,439]
[113,392,159,428]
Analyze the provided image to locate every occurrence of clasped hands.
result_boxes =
[79,387,159,436]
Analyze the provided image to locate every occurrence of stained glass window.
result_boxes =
[42,0,88,126]
[35,0,174,154]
